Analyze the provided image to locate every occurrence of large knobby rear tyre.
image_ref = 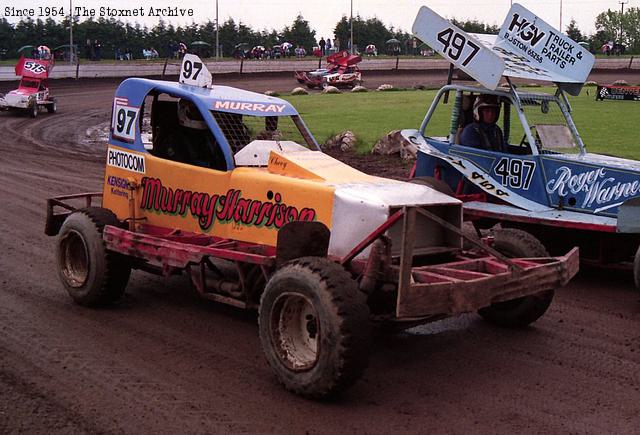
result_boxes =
[633,245,640,291]
[57,207,131,307]
[478,228,554,328]
[259,257,371,399]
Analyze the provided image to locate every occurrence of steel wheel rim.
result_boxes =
[270,292,319,371]
[60,230,89,287]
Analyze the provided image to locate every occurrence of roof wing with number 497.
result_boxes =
[412,7,505,90]
[413,3,595,95]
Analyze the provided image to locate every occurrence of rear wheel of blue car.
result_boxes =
[57,207,131,307]
[478,228,554,328]
[259,257,371,399]
[410,176,454,196]
[633,246,640,290]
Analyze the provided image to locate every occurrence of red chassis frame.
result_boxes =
[46,192,578,321]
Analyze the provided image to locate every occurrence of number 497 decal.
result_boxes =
[494,158,536,189]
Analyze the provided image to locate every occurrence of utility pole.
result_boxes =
[350,0,354,54]
[559,0,563,33]
[216,0,219,60]
[619,1,628,43]
[69,0,74,65]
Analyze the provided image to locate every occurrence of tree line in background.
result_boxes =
[0,7,639,61]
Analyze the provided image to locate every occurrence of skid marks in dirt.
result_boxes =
[0,303,255,432]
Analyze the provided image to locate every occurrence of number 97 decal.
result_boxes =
[111,100,139,142]
[182,59,203,81]
[494,158,536,190]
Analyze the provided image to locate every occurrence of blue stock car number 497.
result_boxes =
[405,4,640,289]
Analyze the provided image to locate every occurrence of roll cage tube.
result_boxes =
[419,84,587,157]
[291,115,321,151]
[555,88,587,155]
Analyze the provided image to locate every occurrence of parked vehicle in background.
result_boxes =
[294,50,363,89]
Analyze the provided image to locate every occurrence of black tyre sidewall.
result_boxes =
[56,208,130,307]
[478,228,554,328]
[259,257,370,398]
[410,176,455,196]
[57,212,109,305]
[633,244,640,290]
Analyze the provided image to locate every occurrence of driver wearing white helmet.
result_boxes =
[459,95,506,153]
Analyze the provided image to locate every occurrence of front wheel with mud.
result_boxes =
[259,257,371,399]
[47,99,57,114]
[29,102,38,118]
[57,207,131,307]
[478,228,554,328]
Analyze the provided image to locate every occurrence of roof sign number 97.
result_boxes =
[182,59,202,80]
[437,28,480,66]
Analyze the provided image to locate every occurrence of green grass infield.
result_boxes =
[284,86,640,159]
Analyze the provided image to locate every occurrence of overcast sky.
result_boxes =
[3,0,637,39]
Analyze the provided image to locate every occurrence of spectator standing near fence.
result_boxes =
[319,37,326,56]
[294,46,306,58]
[85,39,92,60]
[93,40,102,61]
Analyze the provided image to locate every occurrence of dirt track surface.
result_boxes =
[1,70,640,434]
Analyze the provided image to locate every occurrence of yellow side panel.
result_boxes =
[103,146,335,247]
[267,150,378,184]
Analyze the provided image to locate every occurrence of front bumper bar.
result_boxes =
[395,247,579,318]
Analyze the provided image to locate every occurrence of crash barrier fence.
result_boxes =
[0,56,637,82]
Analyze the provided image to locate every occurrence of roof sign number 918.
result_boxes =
[437,28,480,66]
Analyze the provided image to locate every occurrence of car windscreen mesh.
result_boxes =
[509,94,579,153]
[211,111,313,153]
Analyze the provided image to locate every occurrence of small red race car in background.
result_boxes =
[0,55,57,117]
[295,50,363,89]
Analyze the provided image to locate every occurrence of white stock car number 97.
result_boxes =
[437,27,480,66]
